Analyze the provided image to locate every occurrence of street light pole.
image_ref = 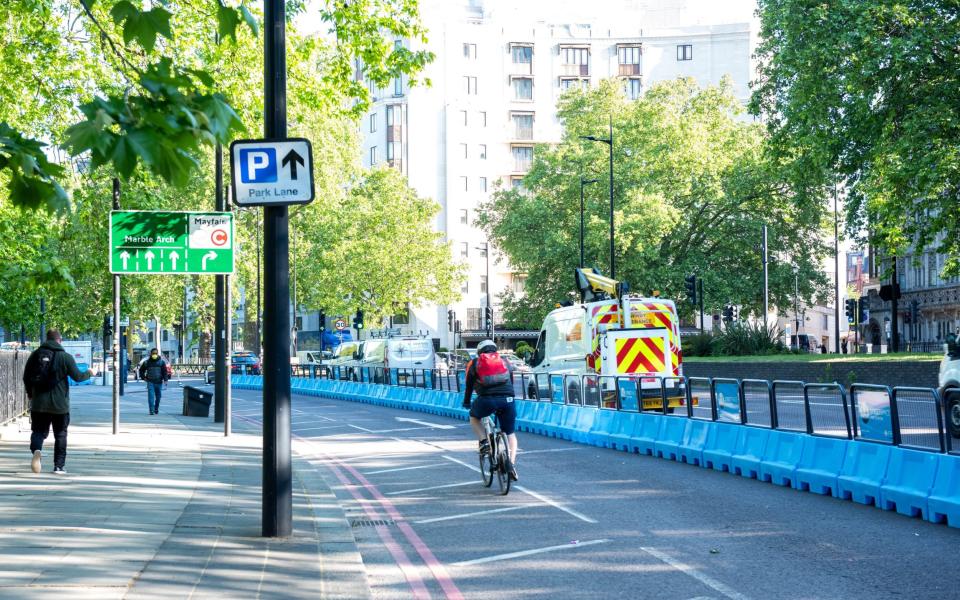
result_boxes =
[761,225,769,328]
[833,185,840,353]
[579,177,598,270]
[794,271,800,342]
[580,116,615,278]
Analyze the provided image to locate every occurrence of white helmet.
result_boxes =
[476,339,497,354]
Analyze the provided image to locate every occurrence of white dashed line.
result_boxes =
[452,539,610,566]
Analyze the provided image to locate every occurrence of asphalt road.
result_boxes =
[224,386,959,600]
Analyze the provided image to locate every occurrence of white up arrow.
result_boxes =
[120,251,131,269]
[201,251,217,270]
[144,250,155,270]
[169,250,180,270]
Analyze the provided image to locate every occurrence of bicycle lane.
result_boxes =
[229,388,750,600]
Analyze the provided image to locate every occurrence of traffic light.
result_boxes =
[683,274,698,306]
[484,306,493,330]
[722,304,734,324]
[102,315,112,338]
[455,319,462,334]
[447,309,455,331]
[844,299,856,323]
[319,310,326,330]
[731,305,740,321]
[857,298,868,324]
[353,310,364,330]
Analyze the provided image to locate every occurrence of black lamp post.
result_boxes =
[580,116,615,278]
[579,177,599,269]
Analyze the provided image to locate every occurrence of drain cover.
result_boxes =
[351,519,395,528]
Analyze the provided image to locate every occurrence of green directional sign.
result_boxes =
[110,211,234,275]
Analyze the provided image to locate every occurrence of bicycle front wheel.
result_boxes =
[495,432,511,495]
[480,438,494,488]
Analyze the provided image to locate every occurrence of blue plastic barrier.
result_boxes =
[557,405,583,441]
[837,441,892,506]
[702,423,740,472]
[794,436,847,496]
[607,412,642,452]
[928,454,960,527]
[588,409,618,448]
[654,417,687,461]
[879,448,939,519]
[759,430,804,486]
[630,413,661,456]
[677,420,710,466]
[731,427,770,479]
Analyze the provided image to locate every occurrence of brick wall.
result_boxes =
[682,360,941,389]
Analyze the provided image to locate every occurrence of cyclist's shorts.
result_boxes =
[469,395,516,435]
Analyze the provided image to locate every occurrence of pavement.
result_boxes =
[0,380,371,599]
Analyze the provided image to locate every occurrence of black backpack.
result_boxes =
[27,348,61,394]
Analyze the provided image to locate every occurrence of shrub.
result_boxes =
[683,333,716,357]
[714,322,786,356]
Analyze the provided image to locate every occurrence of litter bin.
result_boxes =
[182,386,213,417]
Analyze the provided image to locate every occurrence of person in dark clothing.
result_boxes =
[23,329,91,474]
[138,348,169,415]
[462,340,519,481]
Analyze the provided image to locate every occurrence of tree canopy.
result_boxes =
[477,78,829,329]
[751,0,960,273]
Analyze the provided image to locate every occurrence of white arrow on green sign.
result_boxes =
[109,211,234,275]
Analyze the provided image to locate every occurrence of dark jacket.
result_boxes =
[23,340,91,414]
[463,354,514,404]
[138,356,169,383]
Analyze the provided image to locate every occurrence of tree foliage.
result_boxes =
[751,0,960,273]
[478,78,829,329]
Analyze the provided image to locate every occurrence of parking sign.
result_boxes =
[230,138,314,206]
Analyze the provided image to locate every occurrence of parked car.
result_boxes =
[938,333,960,438]
[205,351,261,384]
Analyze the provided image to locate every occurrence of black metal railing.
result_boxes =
[0,351,29,425]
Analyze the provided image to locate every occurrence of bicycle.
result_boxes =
[478,415,512,495]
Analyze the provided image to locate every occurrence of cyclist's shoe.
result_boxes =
[509,466,519,481]
[478,439,490,455]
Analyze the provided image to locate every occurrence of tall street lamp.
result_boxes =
[579,177,599,269]
[580,116,615,279]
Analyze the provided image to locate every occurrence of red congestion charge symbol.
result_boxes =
[211,229,228,246]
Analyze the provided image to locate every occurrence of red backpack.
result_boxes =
[475,352,509,388]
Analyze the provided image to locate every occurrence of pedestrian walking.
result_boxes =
[138,348,170,415]
[22,329,91,474]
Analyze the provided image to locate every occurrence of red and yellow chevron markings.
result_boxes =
[615,336,666,374]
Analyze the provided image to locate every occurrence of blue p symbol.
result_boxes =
[240,148,277,183]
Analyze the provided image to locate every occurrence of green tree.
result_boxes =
[478,78,829,329]
[751,0,960,273]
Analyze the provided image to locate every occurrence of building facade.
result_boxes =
[356,0,757,349]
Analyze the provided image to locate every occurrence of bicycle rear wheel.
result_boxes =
[495,432,511,495]
[479,436,494,487]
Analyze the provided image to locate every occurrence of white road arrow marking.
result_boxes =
[120,251,130,270]
[144,250,155,270]
[395,417,455,430]
[169,250,180,270]
[201,251,216,270]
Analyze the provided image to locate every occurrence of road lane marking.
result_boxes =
[415,504,536,524]
[395,417,456,430]
[294,425,350,432]
[442,455,598,524]
[639,546,751,600]
[518,448,584,455]
[452,539,610,567]
[349,424,444,434]
[386,481,477,496]
[365,463,451,475]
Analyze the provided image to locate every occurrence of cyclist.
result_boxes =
[462,340,519,481]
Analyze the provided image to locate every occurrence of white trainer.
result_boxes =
[53,467,67,475]
[31,450,41,474]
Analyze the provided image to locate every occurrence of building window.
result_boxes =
[511,274,527,294]
[626,78,642,100]
[465,76,478,95]
[460,143,468,159]
[460,176,468,191]
[393,77,403,96]
[561,46,590,76]
[369,113,377,132]
[511,176,524,189]
[511,45,532,64]
[387,105,399,126]
[370,146,378,165]
[677,44,693,61]
[459,209,468,224]
[480,275,488,294]
[162,330,169,342]
[512,146,533,171]
[513,77,533,100]
[460,110,468,126]
[368,80,378,99]
[386,141,401,160]
[479,177,487,192]
[463,43,477,59]
[462,281,470,294]
[822,314,829,330]
[478,144,487,159]
[460,242,469,258]
[479,111,487,126]
[511,112,533,139]
[560,77,589,91]
[618,45,641,75]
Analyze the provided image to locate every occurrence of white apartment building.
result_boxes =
[359,0,758,349]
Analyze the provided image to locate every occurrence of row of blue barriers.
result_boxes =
[232,374,960,529]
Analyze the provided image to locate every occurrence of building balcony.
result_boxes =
[618,63,641,76]
[560,64,590,77]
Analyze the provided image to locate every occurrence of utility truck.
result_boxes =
[527,268,693,411]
